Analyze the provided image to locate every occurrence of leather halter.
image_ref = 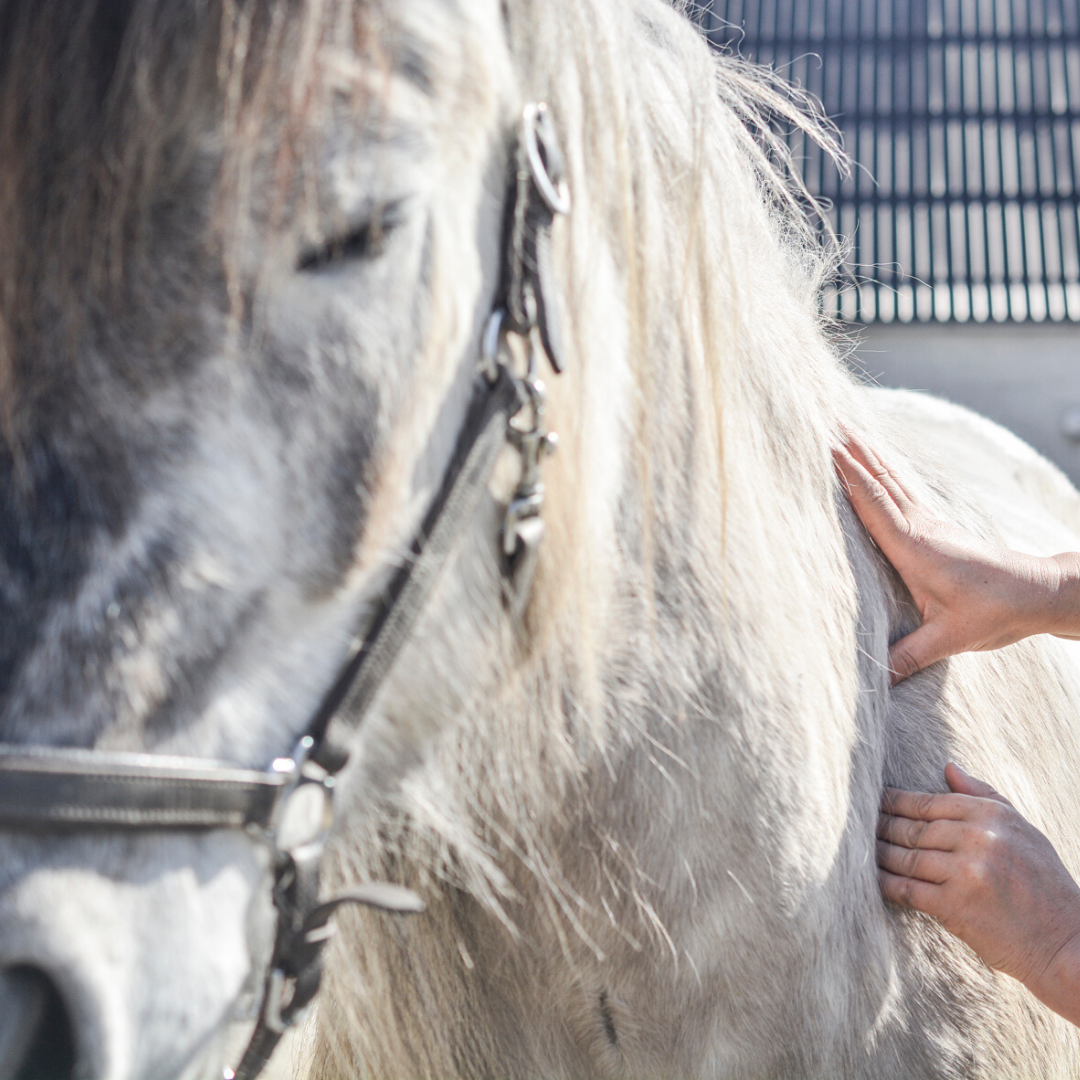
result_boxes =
[0,102,569,1080]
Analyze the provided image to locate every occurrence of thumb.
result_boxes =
[887,623,952,685]
[945,762,1013,807]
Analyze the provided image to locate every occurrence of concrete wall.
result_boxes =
[848,322,1080,487]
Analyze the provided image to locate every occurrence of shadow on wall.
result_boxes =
[848,322,1080,488]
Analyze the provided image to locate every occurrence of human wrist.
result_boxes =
[1046,552,1080,638]
[995,550,1065,639]
[1025,921,1080,1027]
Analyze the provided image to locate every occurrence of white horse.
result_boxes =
[1,0,1080,1078]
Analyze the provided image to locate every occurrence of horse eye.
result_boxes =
[297,204,401,272]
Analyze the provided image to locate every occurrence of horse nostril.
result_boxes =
[0,966,77,1080]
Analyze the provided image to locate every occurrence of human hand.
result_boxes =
[878,763,1080,1024]
[833,431,1068,683]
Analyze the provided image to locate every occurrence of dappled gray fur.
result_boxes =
[1,1,1079,1079]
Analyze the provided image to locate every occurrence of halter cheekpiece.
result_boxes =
[0,102,570,1080]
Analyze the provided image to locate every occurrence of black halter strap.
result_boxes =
[0,101,569,1080]
[0,356,523,831]
[303,362,524,773]
[0,745,286,831]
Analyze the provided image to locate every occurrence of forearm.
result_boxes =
[1046,553,1080,639]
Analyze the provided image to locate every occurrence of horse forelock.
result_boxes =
[0,0,504,743]
[0,0,447,428]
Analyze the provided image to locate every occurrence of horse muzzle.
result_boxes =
[0,831,275,1080]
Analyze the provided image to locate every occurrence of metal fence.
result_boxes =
[695,0,1080,323]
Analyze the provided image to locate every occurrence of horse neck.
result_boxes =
[550,209,878,875]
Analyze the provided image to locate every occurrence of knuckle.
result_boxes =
[907,819,930,846]
[965,858,990,889]
[879,870,919,911]
[961,827,991,865]
[982,831,1008,865]
[901,847,922,876]
[893,649,916,677]
[896,877,914,906]
[976,803,1006,833]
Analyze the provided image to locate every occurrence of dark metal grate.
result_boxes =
[695,0,1080,323]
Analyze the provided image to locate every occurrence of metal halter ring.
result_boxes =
[523,103,571,217]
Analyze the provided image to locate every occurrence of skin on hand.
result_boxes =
[833,430,1080,683]
[879,763,1080,1025]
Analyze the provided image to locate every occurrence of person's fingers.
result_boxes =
[881,787,976,822]
[876,812,960,851]
[944,762,1013,807]
[835,428,919,512]
[833,443,904,516]
[887,622,954,685]
[833,446,911,555]
[878,867,943,914]
[876,839,951,883]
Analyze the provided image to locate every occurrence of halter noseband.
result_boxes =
[0,102,569,1080]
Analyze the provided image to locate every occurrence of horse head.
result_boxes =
[0,1,534,1075]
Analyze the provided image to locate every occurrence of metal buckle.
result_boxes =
[267,736,334,854]
[245,737,338,1042]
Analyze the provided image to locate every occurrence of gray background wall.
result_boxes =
[848,323,1080,486]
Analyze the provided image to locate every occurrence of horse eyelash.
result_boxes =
[297,202,403,272]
